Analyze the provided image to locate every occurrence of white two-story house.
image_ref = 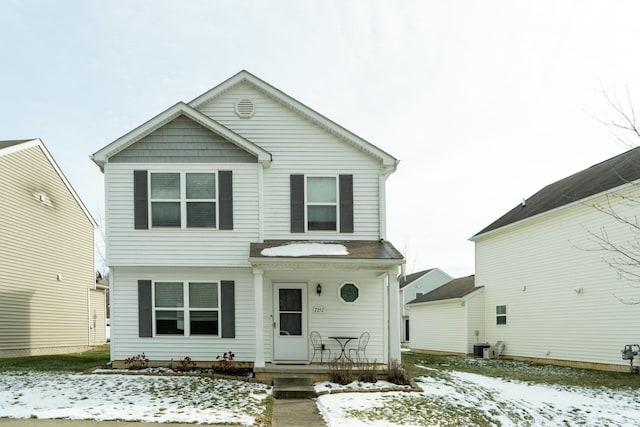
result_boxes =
[92,71,404,369]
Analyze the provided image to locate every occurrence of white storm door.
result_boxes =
[273,283,308,362]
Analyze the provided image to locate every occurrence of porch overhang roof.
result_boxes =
[249,240,405,270]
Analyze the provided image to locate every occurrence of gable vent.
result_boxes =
[235,98,255,118]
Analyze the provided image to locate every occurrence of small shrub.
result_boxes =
[213,351,236,373]
[329,358,354,385]
[124,353,149,370]
[387,358,410,385]
[171,356,196,372]
[357,360,378,383]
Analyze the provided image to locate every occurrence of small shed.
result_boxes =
[407,275,484,355]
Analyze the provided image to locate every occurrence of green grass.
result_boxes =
[401,351,640,389]
[0,345,110,373]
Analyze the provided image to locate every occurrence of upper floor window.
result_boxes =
[290,174,353,233]
[134,170,233,231]
[306,176,338,231]
[150,172,217,228]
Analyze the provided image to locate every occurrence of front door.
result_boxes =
[273,283,308,362]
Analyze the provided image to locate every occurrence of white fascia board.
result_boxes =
[91,102,272,169]
[4,139,97,228]
[189,70,399,171]
[469,179,640,242]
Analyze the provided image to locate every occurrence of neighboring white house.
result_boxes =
[0,139,103,357]
[91,70,405,369]
[406,275,484,355]
[399,268,452,343]
[471,146,640,370]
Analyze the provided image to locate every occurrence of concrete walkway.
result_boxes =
[0,398,327,427]
[272,398,326,427]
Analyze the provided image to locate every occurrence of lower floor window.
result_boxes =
[496,305,507,325]
[154,281,219,336]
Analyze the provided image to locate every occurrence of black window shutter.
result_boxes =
[220,280,235,338]
[339,174,354,233]
[134,170,149,229]
[219,170,233,230]
[138,280,152,337]
[290,174,305,233]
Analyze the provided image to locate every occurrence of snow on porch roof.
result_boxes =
[249,240,404,261]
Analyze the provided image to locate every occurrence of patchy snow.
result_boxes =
[260,242,349,257]
[1,365,639,426]
[316,367,640,426]
[0,371,269,425]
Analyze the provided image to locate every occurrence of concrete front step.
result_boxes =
[272,375,316,399]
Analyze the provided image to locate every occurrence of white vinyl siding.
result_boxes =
[410,301,468,354]
[196,83,383,240]
[261,269,387,364]
[110,267,255,362]
[0,145,95,356]
[106,162,259,267]
[475,185,640,368]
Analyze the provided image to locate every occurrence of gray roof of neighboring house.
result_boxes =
[474,146,640,238]
[0,139,32,150]
[407,275,479,304]
[399,269,434,288]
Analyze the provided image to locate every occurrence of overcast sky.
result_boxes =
[2,1,639,277]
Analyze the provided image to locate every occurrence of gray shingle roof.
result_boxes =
[399,268,434,288]
[0,140,32,151]
[474,146,640,237]
[407,275,479,304]
[249,240,404,260]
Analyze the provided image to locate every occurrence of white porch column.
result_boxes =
[253,268,265,368]
[387,268,401,362]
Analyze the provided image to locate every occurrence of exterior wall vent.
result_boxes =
[235,98,255,118]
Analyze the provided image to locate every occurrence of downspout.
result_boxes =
[379,171,386,240]
[87,288,91,346]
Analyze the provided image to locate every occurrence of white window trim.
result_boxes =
[152,280,220,337]
[304,175,340,232]
[148,171,219,229]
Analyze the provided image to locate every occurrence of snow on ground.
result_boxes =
[316,367,640,427]
[0,371,269,425]
[1,367,639,426]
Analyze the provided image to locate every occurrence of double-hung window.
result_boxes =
[290,174,353,233]
[496,305,507,325]
[150,172,217,228]
[154,281,219,336]
[306,176,338,231]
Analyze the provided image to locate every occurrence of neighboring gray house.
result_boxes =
[399,268,452,342]
[0,138,102,357]
[91,70,405,371]
[407,275,484,355]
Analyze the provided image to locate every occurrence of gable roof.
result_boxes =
[91,102,272,171]
[399,268,434,288]
[189,70,399,173]
[473,146,640,238]
[1,138,97,228]
[407,275,479,304]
